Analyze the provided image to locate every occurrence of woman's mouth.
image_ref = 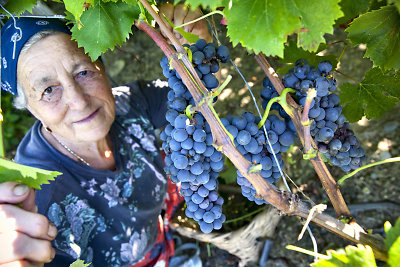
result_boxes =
[74,108,100,124]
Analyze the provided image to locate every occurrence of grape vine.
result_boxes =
[1,0,399,263]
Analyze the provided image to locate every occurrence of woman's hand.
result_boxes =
[0,182,57,266]
[159,3,212,44]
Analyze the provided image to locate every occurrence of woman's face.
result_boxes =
[17,33,115,143]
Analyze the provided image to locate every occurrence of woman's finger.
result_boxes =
[0,260,42,267]
[0,231,54,264]
[182,8,203,33]
[191,24,212,43]
[0,183,36,213]
[0,204,57,241]
[159,3,174,35]
[172,4,189,39]
[0,183,30,204]
[172,4,189,27]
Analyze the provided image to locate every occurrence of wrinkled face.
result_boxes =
[17,33,115,143]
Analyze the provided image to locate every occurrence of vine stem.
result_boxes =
[174,10,224,29]
[338,157,400,185]
[136,19,387,261]
[302,89,316,154]
[335,69,361,84]
[137,0,205,95]
[254,53,352,219]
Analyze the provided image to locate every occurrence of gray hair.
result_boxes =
[14,30,61,109]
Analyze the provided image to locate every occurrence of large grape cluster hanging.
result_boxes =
[160,39,229,233]
[261,59,366,172]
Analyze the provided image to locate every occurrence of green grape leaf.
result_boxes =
[388,0,400,13]
[71,0,140,60]
[2,0,37,15]
[225,0,342,58]
[384,218,400,250]
[123,0,140,5]
[179,0,229,10]
[64,11,77,25]
[339,67,400,122]
[296,0,344,52]
[335,0,371,25]
[388,236,400,267]
[0,157,62,190]
[277,39,338,74]
[63,0,94,28]
[346,5,400,71]
[69,259,91,267]
[312,244,377,267]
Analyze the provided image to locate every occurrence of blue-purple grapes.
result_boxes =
[160,39,230,233]
[227,113,294,205]
[278,58,365,172]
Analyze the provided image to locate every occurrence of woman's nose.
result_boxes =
[63,79,89,110]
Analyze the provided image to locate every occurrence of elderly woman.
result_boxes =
[0,4,209,266]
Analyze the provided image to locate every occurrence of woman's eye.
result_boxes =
[76,70,94,81]
[43,87,54,95]
[79,70,88,76]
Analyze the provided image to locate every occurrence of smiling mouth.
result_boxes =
[74,108,100,124]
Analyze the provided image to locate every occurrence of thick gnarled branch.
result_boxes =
[254,54,352,219]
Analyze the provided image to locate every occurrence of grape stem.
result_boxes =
[174,10,225,29]
[338,157,400,185]
[334,69,361,84]
[337,43,348,64]
[213,74,232,97]
[301,88,317,156]
[137,9,388,261]
[257,88,295,129]
[185,105,196,120]
[254,53,353,219]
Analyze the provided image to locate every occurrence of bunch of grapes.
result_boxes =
[159,39,230,233]
[222,112,295,204]
[279,59,365,172]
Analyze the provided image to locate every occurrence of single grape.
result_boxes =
[198,63,211,75]
[193,51,205,65]
[203,73,219,89]
[318,61,332,74]
[203,45,216,59]
[237,130,251,146]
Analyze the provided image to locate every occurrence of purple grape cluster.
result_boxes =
[160,39,230,233]
[223,112,294,205]
[281,59,365,172]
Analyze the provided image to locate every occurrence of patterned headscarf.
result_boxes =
[1,17,71,96]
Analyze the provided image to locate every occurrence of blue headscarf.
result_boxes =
[1,17,71,96]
